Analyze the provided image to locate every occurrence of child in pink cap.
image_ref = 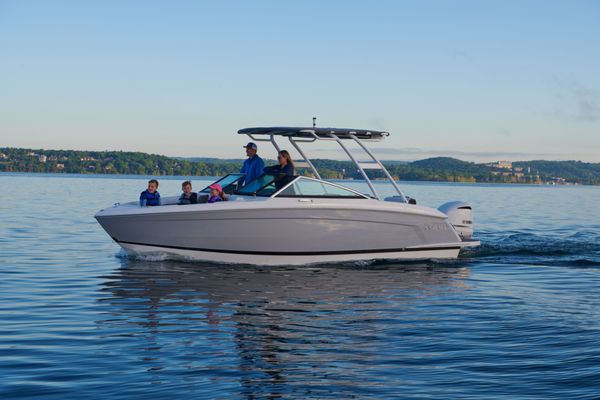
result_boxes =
[207,183,226,203]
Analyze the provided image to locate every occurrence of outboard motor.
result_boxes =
[438,201,474,240]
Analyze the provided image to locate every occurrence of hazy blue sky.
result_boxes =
[1,0,599,161]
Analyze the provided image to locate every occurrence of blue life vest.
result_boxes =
[140,190,160,206]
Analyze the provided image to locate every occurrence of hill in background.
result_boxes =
[1,147,599,185]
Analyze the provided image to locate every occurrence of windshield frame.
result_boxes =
[199,173,246,195]
[274,176,369,199]
[234,174,298,197]
[234,174,370,199]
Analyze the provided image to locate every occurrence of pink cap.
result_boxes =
[208,183,222,192]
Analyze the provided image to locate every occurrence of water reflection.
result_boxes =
[97,260,470,397]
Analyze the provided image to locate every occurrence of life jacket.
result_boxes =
[179,192,197,205]
[141,190,160,206]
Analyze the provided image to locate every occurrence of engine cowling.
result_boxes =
[438,201,474,240]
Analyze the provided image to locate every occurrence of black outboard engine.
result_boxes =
[438,201,474,240]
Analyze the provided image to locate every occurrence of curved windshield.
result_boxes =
[275,177,367,198]
[235,174,296,197]
[200,173,245,194]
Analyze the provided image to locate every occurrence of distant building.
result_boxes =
[56,163,65,170]
[39,155,47,163]
[514,167,523,172]
[81,156,96,161]
[495,160,512,169]
[0,153,8,160]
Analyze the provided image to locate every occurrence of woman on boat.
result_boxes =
[264,150,295,176]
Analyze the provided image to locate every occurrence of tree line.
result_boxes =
[0,148,239,176]
[2,147,600,185]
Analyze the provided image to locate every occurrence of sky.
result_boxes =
[1,0,599,162]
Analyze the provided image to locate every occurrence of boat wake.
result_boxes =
[116,249,398,268]
[463,229,600,268]
[116,249,198,263]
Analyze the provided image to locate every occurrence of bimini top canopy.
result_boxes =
[237,125,406,202]
[238,127,389,141]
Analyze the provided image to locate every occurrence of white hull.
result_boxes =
[119,242,462,266]
[96,197,477,266]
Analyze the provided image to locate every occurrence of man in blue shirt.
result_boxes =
[240,142,264,185]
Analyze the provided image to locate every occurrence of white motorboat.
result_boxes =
[95,126,479,265]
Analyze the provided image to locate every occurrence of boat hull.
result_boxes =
[95,198,472,266]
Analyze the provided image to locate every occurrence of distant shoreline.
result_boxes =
[0,171,588,187]
[2,147,599,185]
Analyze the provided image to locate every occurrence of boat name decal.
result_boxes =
[423,223,451,231]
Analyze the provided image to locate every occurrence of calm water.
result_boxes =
[1,173,600,399]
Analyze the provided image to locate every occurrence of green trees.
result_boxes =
[1,147,599,185]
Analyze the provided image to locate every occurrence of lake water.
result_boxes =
[1,173,600,399]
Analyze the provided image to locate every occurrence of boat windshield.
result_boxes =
[200,173,246,195]
[235,174,297,197]
[275,177,368,198]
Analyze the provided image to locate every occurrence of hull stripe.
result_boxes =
[115,240,461,256]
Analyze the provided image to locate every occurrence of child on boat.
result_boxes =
[207,183,226,203]
[140,179,161,206]
[178,180,198,204]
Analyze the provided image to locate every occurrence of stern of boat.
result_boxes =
[438,201,479,247]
